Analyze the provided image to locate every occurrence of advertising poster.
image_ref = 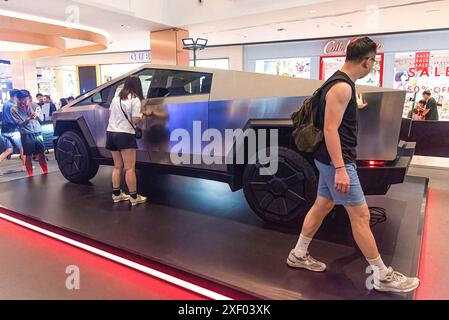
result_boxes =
[394,50,449,120]
[255,57,311,79]
[320,54,383,87]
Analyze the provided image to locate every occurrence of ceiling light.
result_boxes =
[277,28,286,32]
[182,38,195,47]
[196,38,208,46]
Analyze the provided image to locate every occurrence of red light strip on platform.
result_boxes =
[0,210,232,301]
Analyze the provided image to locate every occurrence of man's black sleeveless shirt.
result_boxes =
[314,70,358,165]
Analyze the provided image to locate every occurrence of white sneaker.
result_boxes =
[374,267,420,293]
[112,192,130,203]
[287,250,327,272]
[129,194,147,206]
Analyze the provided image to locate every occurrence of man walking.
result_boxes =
[287,37,420,293]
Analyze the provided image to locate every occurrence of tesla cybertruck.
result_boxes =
[52,65,413,225]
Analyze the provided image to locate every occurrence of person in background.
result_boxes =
[106,76,146,206]
[11,90,48,177]
[35,93,57,123]
[412,100,427,121]
[44,95,58,117]
[421,90,439,121]
[1,89,26,173]
[60,98,68,108]
[67,96,75,104]
[36,93,45,105]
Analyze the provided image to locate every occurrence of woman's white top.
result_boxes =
[107,95,142,134]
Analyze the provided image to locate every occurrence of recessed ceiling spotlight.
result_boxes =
[277,28,286,32]
[425,9,440,13]
[120,24,131,29]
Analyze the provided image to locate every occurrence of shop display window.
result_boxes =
[255,57,311,78]
[100,63,145,84]
[319,54,384,87]
[394,50,449,120]
[189,59,229,70]
[0,61,12,107]
[37,66,77,103]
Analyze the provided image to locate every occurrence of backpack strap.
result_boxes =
[314,74,356,128]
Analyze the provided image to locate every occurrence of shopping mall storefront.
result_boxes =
[244,29,449,120]
[35,50,231,105]
[0,60,12,105]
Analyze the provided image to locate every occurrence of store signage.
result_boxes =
[129,51,151,63]
[415,52,430,70]
[323,39,382,55]
[408,66,449,77]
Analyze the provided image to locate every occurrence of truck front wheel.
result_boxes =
[56,130,99,183]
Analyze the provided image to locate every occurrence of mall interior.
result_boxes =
[0,0,448,301]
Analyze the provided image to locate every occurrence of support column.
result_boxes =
[11,59,38,98]
[150,28,189,66]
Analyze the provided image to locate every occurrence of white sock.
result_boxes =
[367,255,389,280]
[294,234,312,258]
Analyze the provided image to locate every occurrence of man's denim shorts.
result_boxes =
[314,159,366,206]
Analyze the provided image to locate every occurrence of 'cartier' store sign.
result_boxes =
[323,39,382,55]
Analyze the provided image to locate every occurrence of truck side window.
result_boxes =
[147,70,212,98]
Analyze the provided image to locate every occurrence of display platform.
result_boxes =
[0,167,428,300]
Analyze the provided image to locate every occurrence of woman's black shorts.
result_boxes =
[106,131,137,151]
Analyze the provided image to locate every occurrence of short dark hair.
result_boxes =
[36,93,44,98]
[44,95,51,99]
[423,90,431,96]
[21,90,31,98]
[418,99,427,105]
[346,37,377,62]
[119,76,144,101]
[60,98,68,107]
[9,89,21,98]
[17,90,30,101]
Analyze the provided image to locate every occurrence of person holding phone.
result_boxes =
[106,76,146,206]
[10,90,48,176]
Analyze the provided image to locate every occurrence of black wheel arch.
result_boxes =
[228,119,313,191]
[53,117,100,159]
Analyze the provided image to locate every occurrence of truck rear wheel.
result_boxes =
[243,147,317,226]
[56,130,99,183]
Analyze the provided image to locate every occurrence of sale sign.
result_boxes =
[415,52,430,70]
